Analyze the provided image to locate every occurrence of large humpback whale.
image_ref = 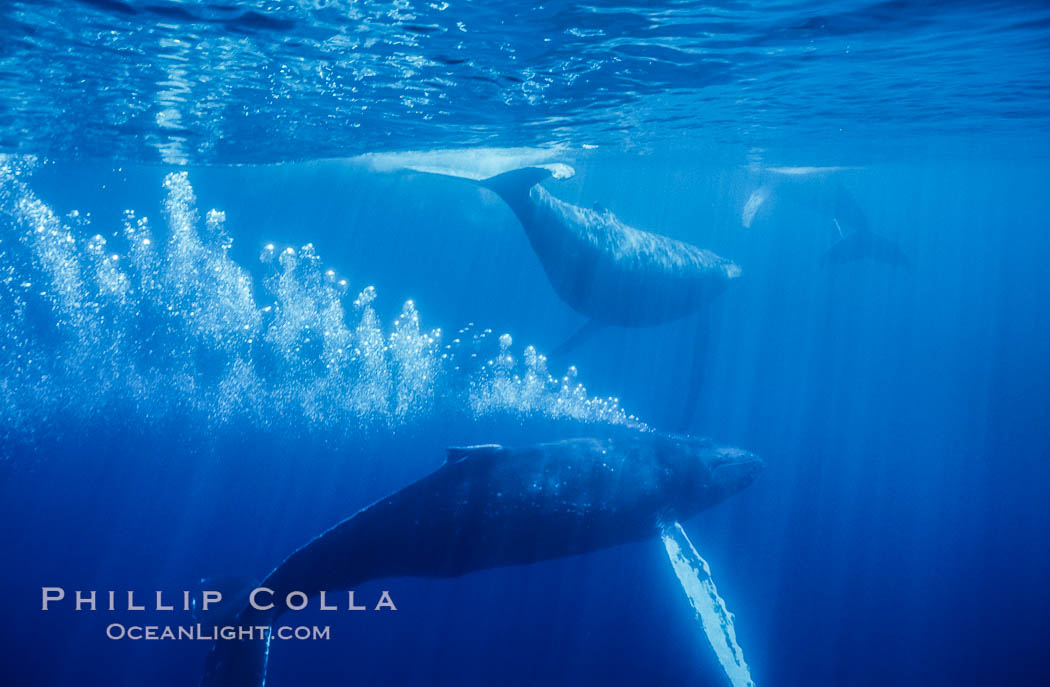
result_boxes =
[200,432,763,686]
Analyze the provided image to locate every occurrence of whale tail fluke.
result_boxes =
[478,167,554,206]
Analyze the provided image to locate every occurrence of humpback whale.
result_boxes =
[473,167,741,429]
[200,432,763,686]
[741,171,910,269]
[820,188,911,269]
[477,167,741,329]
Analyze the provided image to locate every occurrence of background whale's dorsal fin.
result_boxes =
[445,444,503,465]
[592,201,606,213]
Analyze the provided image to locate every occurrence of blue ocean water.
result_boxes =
[2,2,1049,686]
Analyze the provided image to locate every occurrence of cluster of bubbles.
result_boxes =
[0,156,640,453]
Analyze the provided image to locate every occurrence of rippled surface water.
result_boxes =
[2,1,1049,162]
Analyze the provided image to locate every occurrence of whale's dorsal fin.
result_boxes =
[592,201,606,214]
[445,444,503,465]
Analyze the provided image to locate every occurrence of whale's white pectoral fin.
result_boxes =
[741,186,771,229]
[661,522,756,687]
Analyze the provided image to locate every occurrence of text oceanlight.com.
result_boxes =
[105,624,330,641]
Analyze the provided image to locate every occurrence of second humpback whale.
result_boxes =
[199,432,763,686]
[470,166,742,429]
[477,167,741,330]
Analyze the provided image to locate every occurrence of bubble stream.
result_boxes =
[0,157,640,451]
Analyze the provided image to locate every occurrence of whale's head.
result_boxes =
[653,434,763,518]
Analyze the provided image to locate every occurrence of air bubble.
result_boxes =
[0,162,643,451]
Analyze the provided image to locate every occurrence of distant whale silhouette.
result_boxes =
[821,188,911,268]
[741,172,911,269]
[199,433,763,686]
[821,224,912,269]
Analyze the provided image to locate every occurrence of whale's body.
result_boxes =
[480,168,741,327]
[466,168,740,430]
[201,433,762,686]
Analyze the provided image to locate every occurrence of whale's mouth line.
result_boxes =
[711,455,764,489]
